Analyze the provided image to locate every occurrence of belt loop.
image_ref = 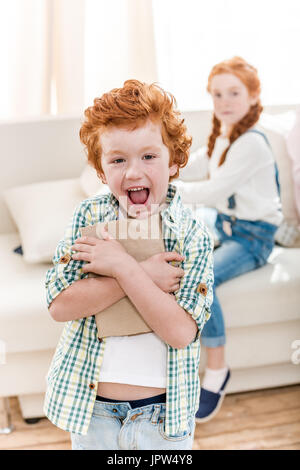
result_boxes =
[151,404,161,425]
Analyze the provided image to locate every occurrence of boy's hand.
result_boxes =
[140,252,185,293]
[71,225,131,278]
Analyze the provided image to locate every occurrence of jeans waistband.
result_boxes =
[217,212,277,230]
[95,392,167,409]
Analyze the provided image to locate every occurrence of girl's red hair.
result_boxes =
[80,79,192,180]
[207,56,263,166]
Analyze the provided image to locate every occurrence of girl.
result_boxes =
[175,56,282,422]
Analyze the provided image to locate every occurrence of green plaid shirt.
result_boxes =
[44,183,214,437]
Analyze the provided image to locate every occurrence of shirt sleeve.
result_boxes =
[45,201,92,309]
[174,218,214,342]
[175,132,272,206]
[179,145,209,182]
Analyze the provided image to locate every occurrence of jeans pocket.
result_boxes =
[158,417,193,442]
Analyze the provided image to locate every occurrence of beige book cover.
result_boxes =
[79,213,165,339]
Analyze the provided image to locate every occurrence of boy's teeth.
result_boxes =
[128,188,145,191]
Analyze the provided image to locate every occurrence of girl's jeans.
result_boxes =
[71,399,195,450]
[201,212,278,348]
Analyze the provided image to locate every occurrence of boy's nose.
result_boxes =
[125,162,143,179]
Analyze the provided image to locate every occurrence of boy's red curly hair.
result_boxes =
[80,79,192,181]
[207,56,263,166]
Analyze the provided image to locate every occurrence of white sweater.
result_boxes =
[174,129,283,226]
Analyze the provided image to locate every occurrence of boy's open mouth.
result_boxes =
[127,187,150,205]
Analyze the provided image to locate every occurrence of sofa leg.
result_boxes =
[0,397,14,434]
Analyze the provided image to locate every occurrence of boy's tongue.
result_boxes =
[128,188,149,204]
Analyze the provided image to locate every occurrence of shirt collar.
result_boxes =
[160,183,183,224]
[102,192,119,221]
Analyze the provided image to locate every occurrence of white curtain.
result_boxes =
[0,0,52,119]
[152,0,300,111]
[53,0,85,114]
[0,0,157,120]
[84,0,157,108]
[0,0,86,119]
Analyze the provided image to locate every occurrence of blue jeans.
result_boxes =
[71,400,195,450]
[201,212,278,348]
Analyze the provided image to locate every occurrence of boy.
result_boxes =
[44,79,214,450]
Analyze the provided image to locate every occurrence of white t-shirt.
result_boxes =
[176,129,283,226]
[99,333,167,387]
[98,208,167,388]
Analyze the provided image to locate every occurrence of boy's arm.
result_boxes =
[46,199,185,322]
[45,199,112,318]
[114,259,197,349]
[49,275,126,322]
[48,253,181,322]
[46,199,213,348]
[113,223,214,349]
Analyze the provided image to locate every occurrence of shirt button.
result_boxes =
[197,283,208,296]
[59,254,71,264]
[89,383,95,390]
[113,409,118,413]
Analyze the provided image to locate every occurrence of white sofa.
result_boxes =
[1,107,300,429]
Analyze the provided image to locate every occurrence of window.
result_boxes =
[152,0,300,110]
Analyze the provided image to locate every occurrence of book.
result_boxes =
[79,213,165,338]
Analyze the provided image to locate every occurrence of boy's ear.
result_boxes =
[169,163,178,178]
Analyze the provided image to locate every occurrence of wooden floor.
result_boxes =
[1,385,300,450]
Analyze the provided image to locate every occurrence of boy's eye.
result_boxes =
[112,158,125,164]
[143,154,155,160]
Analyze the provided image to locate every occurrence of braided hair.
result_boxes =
[206,57,263,166]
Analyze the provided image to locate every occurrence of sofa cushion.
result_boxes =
[3,178,85,263]
[0,233,63,354]
[218,246,300,327]
[257,112,300,247]
[286,108,300,217]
